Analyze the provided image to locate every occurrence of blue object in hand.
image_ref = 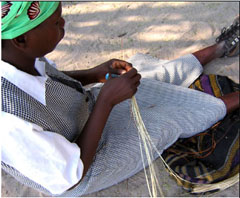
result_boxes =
[105,73,119,80]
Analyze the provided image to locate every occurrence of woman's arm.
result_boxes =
[62,68,99,86]
[68,68,141,190]
[76,68,141,176]
[62,59,133,86]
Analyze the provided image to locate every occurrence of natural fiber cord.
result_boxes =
[131,96,163,197]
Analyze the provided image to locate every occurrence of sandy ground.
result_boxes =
[1,1,239,197]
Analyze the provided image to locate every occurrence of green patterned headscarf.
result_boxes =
[1,1,59,39]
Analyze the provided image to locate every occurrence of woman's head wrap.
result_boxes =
[1,1,59,39]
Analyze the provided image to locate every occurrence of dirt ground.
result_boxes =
[1,1,239,197]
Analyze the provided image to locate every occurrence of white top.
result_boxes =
[1,58,84,195]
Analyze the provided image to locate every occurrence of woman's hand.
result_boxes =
[62,59,133,86]
[98,67,141,108]
[74,65,140,183]
[92,59,133,83]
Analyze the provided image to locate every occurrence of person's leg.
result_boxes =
[130,17,239,87]
[219,91,239,114]
[192,42,225,66]
[192,16,239,114]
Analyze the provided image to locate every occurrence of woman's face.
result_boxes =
[25,3,65,57]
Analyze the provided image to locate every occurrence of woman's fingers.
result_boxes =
[110,59,133,73]
[122,67,138,78]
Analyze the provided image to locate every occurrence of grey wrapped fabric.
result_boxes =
[60,54,226,196]
[60,80,226,197]
[1,54,226,196]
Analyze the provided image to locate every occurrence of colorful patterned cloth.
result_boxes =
[162,74,239,194]
[1,1,59,39]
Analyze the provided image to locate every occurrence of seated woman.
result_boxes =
[1,1,239,196]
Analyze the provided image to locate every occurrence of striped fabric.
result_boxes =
[162,74,239,194]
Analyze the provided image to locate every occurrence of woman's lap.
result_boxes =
[63,76,226,196]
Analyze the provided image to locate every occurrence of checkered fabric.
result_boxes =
[1,55,226,196]
[1,58,93,195]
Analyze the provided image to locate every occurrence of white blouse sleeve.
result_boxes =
[1,111,84,195]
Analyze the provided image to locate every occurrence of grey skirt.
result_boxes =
[59,54,226,196]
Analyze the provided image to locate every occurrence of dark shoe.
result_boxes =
[216,16,239,57]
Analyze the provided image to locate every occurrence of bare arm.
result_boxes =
[62,59,133,86]
[62,68,98,86]
[68,68,141,190]
[76,95,112,176]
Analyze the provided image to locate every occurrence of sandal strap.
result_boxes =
[216,17,239,57]
[216,23,239,43]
